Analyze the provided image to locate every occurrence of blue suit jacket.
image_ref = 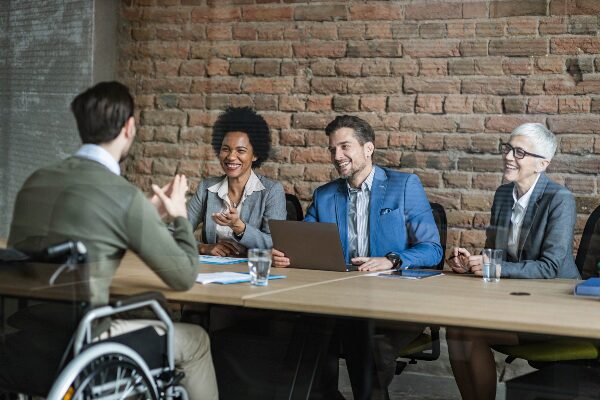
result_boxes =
[305,166,442,268]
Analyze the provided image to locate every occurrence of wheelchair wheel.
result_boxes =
[48,343,158,400]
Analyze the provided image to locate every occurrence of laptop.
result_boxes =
[269,220,358,272]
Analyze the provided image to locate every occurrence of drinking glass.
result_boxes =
[248,248,272,286]
[482,249,503,283]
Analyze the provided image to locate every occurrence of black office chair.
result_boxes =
[285,193,304,221]
[395,202,447,375]
[494,204,600,370]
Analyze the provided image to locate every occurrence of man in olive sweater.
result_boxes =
[8,81,218,399]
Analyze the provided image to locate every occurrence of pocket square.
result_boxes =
[380,208,392,215]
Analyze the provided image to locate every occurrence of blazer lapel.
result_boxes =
[495,187,512,250]
[517,173,548,259]
[369,166,387,257]
[204,192,221,244]
[335,181,349,262]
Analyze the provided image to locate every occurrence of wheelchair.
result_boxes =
[0,240,188,400]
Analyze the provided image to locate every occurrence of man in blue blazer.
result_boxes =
[273,115,442,399]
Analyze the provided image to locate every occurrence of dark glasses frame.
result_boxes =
[500,142,545,160]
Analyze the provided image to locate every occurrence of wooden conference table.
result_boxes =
[111,252,600,340]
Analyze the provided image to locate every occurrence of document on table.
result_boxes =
[371,270,444,280]
[196,272,286,285]
[199,255,248,265]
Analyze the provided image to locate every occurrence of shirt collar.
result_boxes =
[74,144,121,176]
[207,170,266,204]
[347,166,375,193]
[512,173,541,210]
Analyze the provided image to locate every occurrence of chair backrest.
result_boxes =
[576,204,600,278]
[285,193,304,221]
[429,202,447,270]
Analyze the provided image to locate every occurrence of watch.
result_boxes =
[385,252,402,269]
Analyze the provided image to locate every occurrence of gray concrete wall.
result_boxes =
[0,0,117,238]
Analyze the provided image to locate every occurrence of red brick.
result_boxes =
[349,4,403,21]
[138,42,189,59]
[559,97,591,113]
[142,8,189,23]
[130,60,153,74]
[179,60,205,76]
[338,23,366,40]
[539,16,568,34]
[389,133,417,149]
[279,95,306,112]
[374,149,402,167]
[180,127,209,144]
[279,165,305,180]
[463,2,488,18]
[154,126,179,143]
[560,136,595,154]
[262,112,291,129]
[490,0,547,17]
[253,95,278,111]
[390,59,419,76]
[233,25,256,40]
[258,25,285,40]
[293,41,347,58]
[473,96,503,113]
[374,132,389,149]
[191,7,241,22]
[404,77,461,94]
[449,58,475,75]
[489,39,548,56]
[485,115,546,133]
[242,5,293,21]
[420,23,448,39]
[476,21,505,37]
[142,78,190,93]
[403,40,460,58]
[415,95,444,114]
[401,115,456,133]
[360,96,387,112]
[392,22,419,39]
[309,24,338,40]
[240,43,291,58]
[461,230,487,248]
[472,173,502,190]
[565,176,596,194]
[312,78,348,94]
[306,95,333,112]
[523,77,546,95]
[255,60,280,76]
[443,172,472,189]
[347,41,401,57]
[388,96,416,113]
[503,58,533,75]
[279,129,306,146]
[241,77,293,94]
[290,147,331,163]
[460,40,488,56]
[293,113,334,130]
[206,24,232,40]
[462,77,522,95]
[444,134,471,151]
[550,0,600,15]
[457,116,485,133]
[366,23,393,40]
[544,77,578,95]
[447,210,474,228]
[155,60,181,77]
[206,58,229,76]
[534,56,565,73]
[295,5,347,21]
[334,59,362,77]
[458,155,504,172]
[333,95,359,112]
[132,28,155,41]
[188,110,220,127]
[472,135,501,153]
[190,43,240,58]
[416,135,445,151]
[462,193,494,212]
[361,59,391,77]
[507,18,539,36]
[305,165,333,182]
[551,37,600,54]
[475,58,505,75]
[179,95,206,109]
[348,77,403,94]
[419,59,448,76]
[191,78,241,94]
[444,95,473,114]
[447,22,476,38]
[134,158,153,175]
[528,96,559,113]
[229,59,253,75]
[548,116,600,134]
[405,2,462,20]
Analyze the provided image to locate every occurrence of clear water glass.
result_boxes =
[482,249,503,283]
[248,248,272,286]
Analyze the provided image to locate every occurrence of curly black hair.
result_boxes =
[211,107,271,168]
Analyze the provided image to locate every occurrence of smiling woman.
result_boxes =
[186,107,287,256]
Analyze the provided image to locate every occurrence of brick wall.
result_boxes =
[118,0,600,254]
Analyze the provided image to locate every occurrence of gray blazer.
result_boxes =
[486,173,580,279]
[187,174,286,250]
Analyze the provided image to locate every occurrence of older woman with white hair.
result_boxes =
[447,123,579,400]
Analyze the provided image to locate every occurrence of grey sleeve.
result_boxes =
[186,182,207,232]
[238,182,287,249]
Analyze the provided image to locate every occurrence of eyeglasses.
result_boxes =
[500,143,545,160]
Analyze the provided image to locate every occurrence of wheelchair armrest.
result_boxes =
[110,291,172,319]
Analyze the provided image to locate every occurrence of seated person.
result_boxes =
[5,82,217,399]
[273,115,442,400]
[187,107,286,256]
[448,122,579,400]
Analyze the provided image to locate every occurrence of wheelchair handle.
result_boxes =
[45,240,87,262]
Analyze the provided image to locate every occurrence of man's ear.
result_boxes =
[365,141,375,157]
[123,116,136,139]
